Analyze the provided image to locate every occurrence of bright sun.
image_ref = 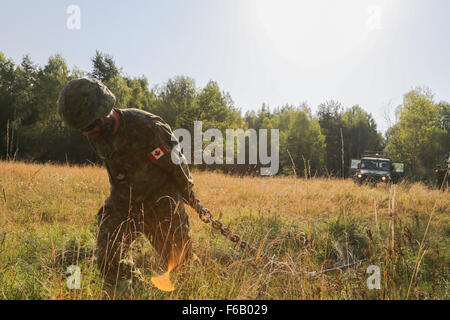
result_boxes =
[252,0,387,67]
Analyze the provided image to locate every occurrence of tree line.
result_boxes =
[0,51,448,181]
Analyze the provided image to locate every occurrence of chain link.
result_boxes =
[190,197,263,257]
[189,195,365,276]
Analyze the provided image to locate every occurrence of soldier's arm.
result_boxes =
[146,116,195,203]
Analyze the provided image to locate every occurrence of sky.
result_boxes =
[1,0,449,133]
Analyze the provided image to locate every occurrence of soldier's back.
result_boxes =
[89,108,176,203]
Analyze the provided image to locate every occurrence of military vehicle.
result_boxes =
[350,151,404,186]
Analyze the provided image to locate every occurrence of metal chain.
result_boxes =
[190,197,264,257]
[189,196,366,276]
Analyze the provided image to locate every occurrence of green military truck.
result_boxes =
[350,152,405,186]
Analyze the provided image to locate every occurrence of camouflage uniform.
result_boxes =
[58,78,194,284]
[435,166,446,190]
[89,108,194,282]
[446,156,450,190]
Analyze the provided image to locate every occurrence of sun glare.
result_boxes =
[252,0,387,67]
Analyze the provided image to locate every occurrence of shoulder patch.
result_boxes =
[148,145,168,162]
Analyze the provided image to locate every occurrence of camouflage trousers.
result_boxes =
[96,186,191,283]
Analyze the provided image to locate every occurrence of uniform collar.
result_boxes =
[111,108,121,136]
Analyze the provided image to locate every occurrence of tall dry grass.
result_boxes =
[0,161,448,300]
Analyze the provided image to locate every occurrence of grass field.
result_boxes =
[0,161,448,300]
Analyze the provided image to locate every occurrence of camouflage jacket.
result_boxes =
[88,108,194,204]
[435,168,446,181]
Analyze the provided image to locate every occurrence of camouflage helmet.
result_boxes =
[57,78,116,130]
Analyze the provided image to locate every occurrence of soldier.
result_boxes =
[435,165,445,190]
[444,156,450,190]
[58,78,194,292]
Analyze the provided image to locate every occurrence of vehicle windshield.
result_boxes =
[360,160,391,171]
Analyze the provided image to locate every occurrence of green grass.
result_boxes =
[0,161,448,300]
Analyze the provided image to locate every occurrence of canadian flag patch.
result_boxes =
[148,145,168,162]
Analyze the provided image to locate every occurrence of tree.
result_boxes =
[196,81,242,131]
[154,76,199,131]
[0,53,17,158]
[105,75,132,109]
[5,50,445,182]
[317,100,345,176]
[384,88,447,180]
[342,105,383,174]
[282,106,326,176]
[19,55,92,162]
[436,101,450,160]
[245,104,325,176]
[91,51,120,83]
[126,76,157,111]
[13,55,38,126]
